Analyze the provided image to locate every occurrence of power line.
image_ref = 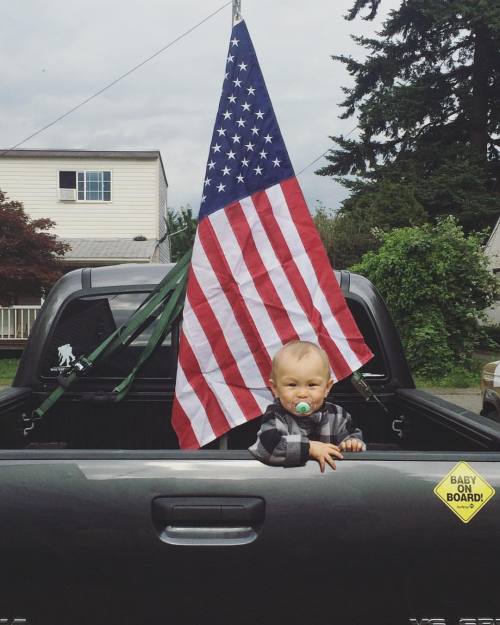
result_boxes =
[296,124,359,177]
[0,1,232,157]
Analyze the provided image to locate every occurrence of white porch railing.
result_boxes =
[0,306,41,341]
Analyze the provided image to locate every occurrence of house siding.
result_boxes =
[0,156,159,240]
[158,159,170,262]
[484,217,500,325]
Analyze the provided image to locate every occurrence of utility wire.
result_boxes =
[296,124,359,177]
[0,1,232,157]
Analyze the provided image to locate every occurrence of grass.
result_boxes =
[0,358,19,385]
[414,351,498,389]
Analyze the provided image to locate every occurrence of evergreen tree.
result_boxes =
[166,205,197,262]
[318,0,500,233]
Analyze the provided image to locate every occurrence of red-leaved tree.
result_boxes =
[0,189,69,305]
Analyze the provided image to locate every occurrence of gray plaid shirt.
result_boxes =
[248,400,365,466]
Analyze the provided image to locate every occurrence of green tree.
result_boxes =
[166,205,197,262]
[314,182,427,268]
[351,217,497,377]
[318,0,500,233]
[0,189,68,306]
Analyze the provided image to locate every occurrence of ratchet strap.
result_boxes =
[23,250,191,436]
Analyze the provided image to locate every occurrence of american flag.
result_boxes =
[172,19,373,449]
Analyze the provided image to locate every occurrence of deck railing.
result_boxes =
[0,306,41,341]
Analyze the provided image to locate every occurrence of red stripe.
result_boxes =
[176,327,231,439]
[187,270,262,418]
[251,187,354,381]
[171,394,199,449]
[198,215,272,383]
[225,202,299,344]
[280,178,373,366]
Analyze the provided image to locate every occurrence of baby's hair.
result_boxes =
[271,340,331,381]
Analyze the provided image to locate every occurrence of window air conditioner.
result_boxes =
[59,188,76,201]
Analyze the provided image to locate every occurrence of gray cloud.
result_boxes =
[0,0,400,214]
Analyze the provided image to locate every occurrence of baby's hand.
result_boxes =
[339,438,364,452]
[308,440,343,473]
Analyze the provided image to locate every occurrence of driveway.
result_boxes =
[424,387,482,413]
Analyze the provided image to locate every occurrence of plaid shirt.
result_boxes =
[248,400,365,467]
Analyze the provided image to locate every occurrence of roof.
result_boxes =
[0,149,168,187]
[62,238,158,263]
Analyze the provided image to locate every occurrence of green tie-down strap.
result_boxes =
[24,250,192,436]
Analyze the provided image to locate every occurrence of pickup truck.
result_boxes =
[1,262,500,625]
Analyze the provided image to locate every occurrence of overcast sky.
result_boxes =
[0,0,400,216]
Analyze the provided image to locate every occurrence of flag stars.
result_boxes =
[231,133,241,143]
[254,165,263,175]
[208,160,216,170]
[245,142,255,151]
[241,102,251,112]
[226,149,236,159]
[232,78,242,88]
[227,54,235,63]
[204,177,211,187]
[230,37,239,46]
[223,110,232,120]
[212,143,222,153]
[236,117,246,128]
[247,86,256,95]
[238,61,248,71]
[217,183,226,192]
[236,173,245,183]
[259,150,268,159]
[216,127,227,136]
[221,166,231,176]
[241,157,249,167]
[251,126,259,136]
[255,110,264,119]
[201,194,206,203]
[227,94,237,104]
[264,134,273,143]
[272,157,281,167]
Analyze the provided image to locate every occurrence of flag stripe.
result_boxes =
[177,330,230,437]
[280,177,373,367]
[238,195,331,345]
[265,182,368,375]
[251,186,354,380]
[186,270,263,420]
[224,201,300,344]
[171,369,202,449]
[199,214,273,383]
[190,239,269,392]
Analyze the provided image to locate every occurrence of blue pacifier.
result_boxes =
[295,401,311,414]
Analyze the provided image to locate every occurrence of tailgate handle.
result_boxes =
[152,497,264,524]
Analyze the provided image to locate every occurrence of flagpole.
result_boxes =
[232,0,242,25]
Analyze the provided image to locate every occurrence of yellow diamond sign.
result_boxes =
[434,461,495,523]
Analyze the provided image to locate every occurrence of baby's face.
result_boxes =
[270,351,333,416]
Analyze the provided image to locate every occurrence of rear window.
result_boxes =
[40,293,178,380]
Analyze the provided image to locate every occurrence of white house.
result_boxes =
[485,216,500,325]
[0,149,170,266]
[0,149,170,345]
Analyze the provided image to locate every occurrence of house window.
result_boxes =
[77,171,111,201]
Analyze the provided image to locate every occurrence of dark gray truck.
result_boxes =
[1,263,500,625]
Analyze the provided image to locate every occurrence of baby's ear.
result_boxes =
[269,378,278,397]
[325,377,334,396]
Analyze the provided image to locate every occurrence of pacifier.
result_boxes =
[295,401,311,415]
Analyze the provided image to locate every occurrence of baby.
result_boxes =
[249,340,365,472]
